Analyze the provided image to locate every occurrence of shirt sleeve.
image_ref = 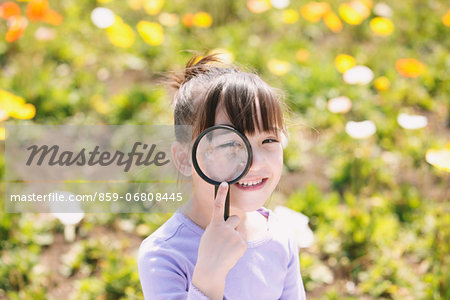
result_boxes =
[138,243,210,300]
[280,237,307,300]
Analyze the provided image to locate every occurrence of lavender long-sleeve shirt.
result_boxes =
[138,207,307,300]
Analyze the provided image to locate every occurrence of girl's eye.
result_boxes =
[218,141,241,148]
[262,138,279,144]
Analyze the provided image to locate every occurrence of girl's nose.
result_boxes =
[249,147,265,171]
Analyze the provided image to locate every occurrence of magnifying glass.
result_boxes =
[191,125,253,221]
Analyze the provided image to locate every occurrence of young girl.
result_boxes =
[138,55,307,300]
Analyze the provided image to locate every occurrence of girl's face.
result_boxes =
[191,101,283,213]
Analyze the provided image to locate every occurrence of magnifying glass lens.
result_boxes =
[195,128,249,183]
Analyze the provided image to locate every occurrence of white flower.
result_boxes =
[271,0,290,9]
[397,113,428,130]
[91,7,115,29]
[343,65,374,85]
[34,27,56,41]
[50,192,84,225]
[50,192,84,242]
[273,206,314,248]
[373,3,393,18]
[345,120,376,139]
[327,96,352,113]
[158,13,179,27]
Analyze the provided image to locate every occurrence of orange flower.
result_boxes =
[359,0,373,10]
[296,48,309,63]
[443,9,450,27]
[300,2,330,23]
[323,11,342,32]
[42,9,62,25]
[395,58,426,78]
[0,2,21,20]
[247,0,271,14]
[5,15,28,42]
[26,0,50,21]
[182,13,194,27]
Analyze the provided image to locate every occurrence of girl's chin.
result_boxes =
[230,204,263,214]
[229,196,268,212]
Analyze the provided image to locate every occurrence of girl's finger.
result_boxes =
[224,215,240,229]
[210,182,228,224]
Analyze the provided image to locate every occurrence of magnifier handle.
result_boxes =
[214,185,230,221]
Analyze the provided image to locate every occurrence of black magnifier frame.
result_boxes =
[191,124,253,220]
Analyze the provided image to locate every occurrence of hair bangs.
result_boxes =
[194,73,285,138]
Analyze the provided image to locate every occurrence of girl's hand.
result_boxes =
[192,182,247,299]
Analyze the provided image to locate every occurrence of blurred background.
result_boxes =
[0,0,449,299]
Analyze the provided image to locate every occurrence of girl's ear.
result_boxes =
[171,141,192,176]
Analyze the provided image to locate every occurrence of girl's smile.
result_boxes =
[235,177,267,189]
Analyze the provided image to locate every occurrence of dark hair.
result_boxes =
[165,54,238,143]
[165,54,286,143]
[193,72,286,139]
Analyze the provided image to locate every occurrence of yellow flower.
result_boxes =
[395,58,425,78]
[296,48,309,63]
[370,17,394,36]
[91,95,110,115]
[143,0,164,16]
[334,54,356,73]
[268,59,291,76]
[374,76,390,91]
[323,11,342,32]
[0,128,5,141]
[426,142,450,172]
[137,21,164,46]
[0,108,8,122]
[282,9,299,24]
[10,103,36,119]
[0,89,31,119]
[300,2,330,23]
[106,16,135,48]
[193,12,212,28]
[208,48,234,64]
[127,0,142,11]
[339,1,370,25]
[442,9,450,27]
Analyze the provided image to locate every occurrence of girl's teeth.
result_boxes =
[238,179,263,187]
